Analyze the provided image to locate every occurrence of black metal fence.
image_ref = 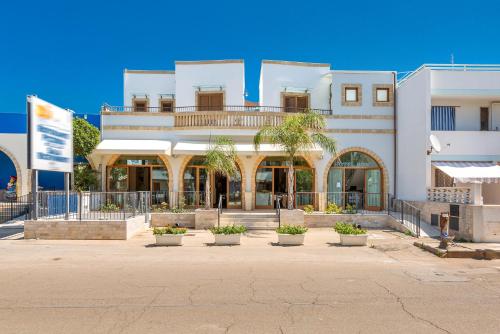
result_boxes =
[388,196,421,237]
[0,194,32,223]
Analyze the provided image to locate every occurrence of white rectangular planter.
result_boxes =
[339,234,368,246]
[155,234,184,246]
[213,233,242,245]
[278,233,305,246]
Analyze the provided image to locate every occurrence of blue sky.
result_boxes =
[2,0,499,114]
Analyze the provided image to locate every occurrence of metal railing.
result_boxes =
[325,192,388,213]
[275,195,281,228]
[388,196,421,237]
[0,193,32,223]
[217,194,224,227]
[36,191,149,221]
[398,64,500,86]
[101,104,332,115]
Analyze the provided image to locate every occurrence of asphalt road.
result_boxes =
[0,228,499,333]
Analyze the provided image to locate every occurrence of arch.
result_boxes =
[0,145,23,197]
[178,155,245,207]
[322,147,390,199]
[107,154,174,192]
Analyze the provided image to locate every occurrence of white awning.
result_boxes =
[93,140,172,155]
[433,161,500,183]
[173,142,323,156]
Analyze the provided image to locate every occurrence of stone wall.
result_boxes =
[408,201,472,240]
[304,213,395,229]
[25,216,145,240]
[280,209,304,226]
[194,209,218,229]
[151,212,195,228]
[471,205,500,242]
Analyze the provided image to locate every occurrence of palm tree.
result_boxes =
[254,110,337,210]
[203,136,237,210]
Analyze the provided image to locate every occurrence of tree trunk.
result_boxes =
[205,171,211,210]
[287,161,294,210]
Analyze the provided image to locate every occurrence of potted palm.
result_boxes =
[153,226,188,246]
[210,225,247,245]
[254,110,336,212]
[334,222,368,246]
[195,136,237,229]
[276,225,308,245]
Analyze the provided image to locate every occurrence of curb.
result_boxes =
[413,242,500,260]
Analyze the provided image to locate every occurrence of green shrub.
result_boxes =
[343,204,357,214]
[152,202,169,213]
[325,203,342,214]
[276,225,308,235]
[334,222,366,235]
[303,205,314,214]
[153,226,187,235]
[101,201,120,212]
[210,225,247,235]
[170,205,186,213]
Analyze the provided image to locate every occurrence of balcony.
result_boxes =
[431,131,500,157]
[101,105,332,115]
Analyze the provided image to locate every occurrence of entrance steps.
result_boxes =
[220,212,279,230]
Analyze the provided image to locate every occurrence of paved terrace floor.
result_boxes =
[0,228,500,333]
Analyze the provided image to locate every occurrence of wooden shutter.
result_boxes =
[210,93,223,111]
[198,94,210,111]
[297,96,308,112]
[284,96,296,112]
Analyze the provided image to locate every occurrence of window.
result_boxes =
[341,84,362,106]
[480,107,489,131]
[197,93,223,111]
[160,100,174,112]
[133,100,148,112]
[372,84,393,106]
[376,88,389,102]
[283,94,309,113]
[345,88,358,102]
[431,106,456,131]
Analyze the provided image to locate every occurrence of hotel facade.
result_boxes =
[90,60,397,212]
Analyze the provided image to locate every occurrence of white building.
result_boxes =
[397,65,500,241]
[91,59,397,212]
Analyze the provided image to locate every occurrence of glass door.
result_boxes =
[327,168,343,206]
[227,172,242,209]
[295,169,314,207]
[256,168,273,208]
[365,169,381,210]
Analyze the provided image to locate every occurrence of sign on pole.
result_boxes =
[27,96,73,172]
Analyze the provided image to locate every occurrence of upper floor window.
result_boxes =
[160,100,174,112]
[341,84,362,106]
[431,106,456,131]
[197,92,223,111]
[133,99,148,112]
[372,84,394,106]
[282,94,309,113]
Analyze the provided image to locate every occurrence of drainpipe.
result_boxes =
[393,71,397,199]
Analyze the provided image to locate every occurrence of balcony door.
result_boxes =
[197,93,223,111]
[283,94,309,113]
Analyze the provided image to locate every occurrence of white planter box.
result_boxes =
[213,233,242,245]
[278,233,305,246]
[339,234,368,246]
[155,234,184,246]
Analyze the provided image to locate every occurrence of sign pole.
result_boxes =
[64,172,70,220]
[31,170,38,220]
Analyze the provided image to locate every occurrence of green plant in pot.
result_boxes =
[153,226,188,246]
[210,225,247,245]
[276,225,308,245]
[325,203,342,214]
[334,222,368,246]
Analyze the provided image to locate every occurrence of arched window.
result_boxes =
[256,156,314,208]
[183,156,242,208]
[327,151,382,210]
[108,156,168,194]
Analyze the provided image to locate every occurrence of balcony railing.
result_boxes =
[427,187,472,204]
[101,104,332,115]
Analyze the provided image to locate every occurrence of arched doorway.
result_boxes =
[255,157,314,209]
[107,155,169,196]
[182,156,242,209]
[0,150,18,199]
[327,151,383,211]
